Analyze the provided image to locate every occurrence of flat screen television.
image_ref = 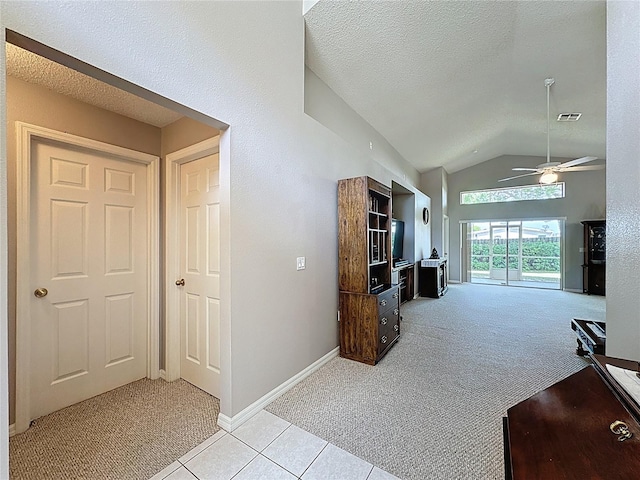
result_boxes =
[391,219,404,260]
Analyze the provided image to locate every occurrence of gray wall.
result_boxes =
[606,1,640,361]
[0,1,427,421]
[421,167,448,259]
[305,67,419,187]
[447,154,606,290]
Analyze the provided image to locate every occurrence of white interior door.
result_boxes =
[178,153,221,397]
[30,140,148,420]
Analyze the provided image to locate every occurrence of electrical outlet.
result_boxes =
[296,256,306,270]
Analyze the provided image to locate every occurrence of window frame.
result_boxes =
[460,183,565,205]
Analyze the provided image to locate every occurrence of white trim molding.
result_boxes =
[8,424,15,438]
[164,137,220,383]
[15,122,160,434]
[217,347,339,432]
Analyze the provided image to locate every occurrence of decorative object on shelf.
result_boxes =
[422,207,430,225]
[338,176,400,365]
[429,247,439,259]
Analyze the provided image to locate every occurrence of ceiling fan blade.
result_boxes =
[512,168,540,172]
[557,156,598,168]
[498,172,539,182]
[560,165,605,172]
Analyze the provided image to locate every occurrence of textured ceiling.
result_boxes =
[305,1,606,173]
[6,43,183,128]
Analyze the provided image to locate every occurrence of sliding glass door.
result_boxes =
[468,219,562,289]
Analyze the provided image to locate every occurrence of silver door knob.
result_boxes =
[34,288,48,298]
[175,279,185,286]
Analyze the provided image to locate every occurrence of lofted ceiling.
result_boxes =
[6,43,183,128]
[305,0,606,174]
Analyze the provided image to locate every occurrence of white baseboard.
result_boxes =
[159,369,167,380]
[564,288,584,294]
[448,279,461,284]
[217,346,339,432]
[9,424,15,437]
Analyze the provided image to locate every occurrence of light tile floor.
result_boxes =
[149,410,400,480]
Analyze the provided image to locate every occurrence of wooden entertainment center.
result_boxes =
[338,176,400,365]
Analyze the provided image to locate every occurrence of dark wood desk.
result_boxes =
[504,356,640,479]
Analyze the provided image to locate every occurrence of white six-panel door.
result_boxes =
[178,153,221,397]
[30,140,148,419]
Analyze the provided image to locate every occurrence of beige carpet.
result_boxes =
[10,378,220,480]
[267,283,605,480]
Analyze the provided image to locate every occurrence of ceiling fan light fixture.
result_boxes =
[539,171,558,184]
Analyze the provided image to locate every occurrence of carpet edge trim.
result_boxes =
[218,346,339,432]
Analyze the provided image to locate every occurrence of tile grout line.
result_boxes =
[255,451,302,479]
[177,431,229,467]
[298,441,330,478]
[364,464,375,480]
[227,449,260,480]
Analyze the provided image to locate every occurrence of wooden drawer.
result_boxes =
[339,288,400,365]
[378,322,399,353]
[378,304,400,354]
[377,286,399,313]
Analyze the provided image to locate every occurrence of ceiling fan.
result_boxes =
[499,78,603,184]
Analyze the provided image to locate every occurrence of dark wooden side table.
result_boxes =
[504,355,640,479]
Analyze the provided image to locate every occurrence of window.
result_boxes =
[460,183,565,205]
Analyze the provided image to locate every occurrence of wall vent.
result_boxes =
[557,113,582,122]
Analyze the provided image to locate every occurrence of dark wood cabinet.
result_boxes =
[339,287,400,365]
[419,259,448,298]
[504,355,640,479]
[582,220,605,295]
[338,176,400,365]
[392,263,414,304]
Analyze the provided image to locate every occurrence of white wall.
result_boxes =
[421,167,448,258]
[606,1,640,360]
[0,1,425,425]
[0,21,9,478]
[447,154,606,290]
[305,67,419,187]
[414,192,432,288]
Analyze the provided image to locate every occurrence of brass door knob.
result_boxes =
[175,279,185,286]
[34,288,48,298]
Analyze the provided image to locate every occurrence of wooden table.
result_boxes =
[504,356,640,479]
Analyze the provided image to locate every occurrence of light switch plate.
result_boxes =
[296,256,306,270]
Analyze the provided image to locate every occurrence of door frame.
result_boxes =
[463,217,566,289]
[15,122,160,433]
[164,136,220,382]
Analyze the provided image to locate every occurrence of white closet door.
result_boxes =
[30,140,148,419]
[178,153,221,397]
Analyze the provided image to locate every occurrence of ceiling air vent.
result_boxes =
[557,113,582,122]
